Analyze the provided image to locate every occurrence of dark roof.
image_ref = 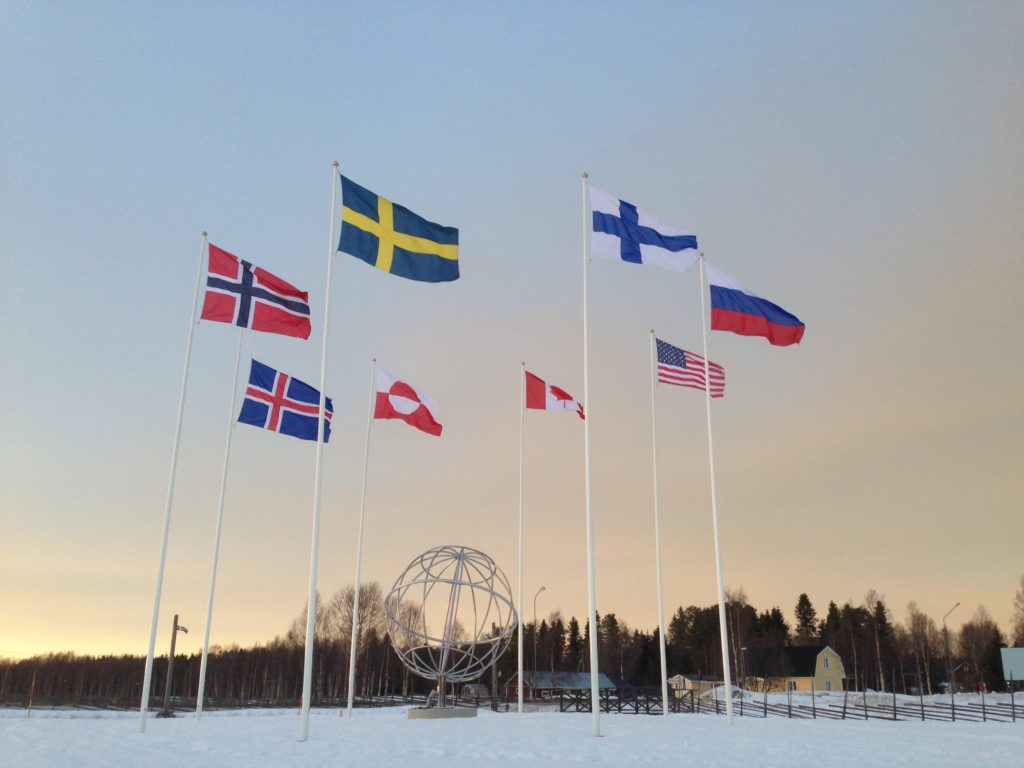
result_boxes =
[672,673,721,682]
[783,645,827,677]
[742,647,788,676]
[510,671,616,690]
[743,644,840,678]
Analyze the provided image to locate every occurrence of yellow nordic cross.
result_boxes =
[341,196,458,274]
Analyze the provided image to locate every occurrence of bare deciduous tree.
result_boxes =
[906,601,938,695]
[1013,574,1024,647]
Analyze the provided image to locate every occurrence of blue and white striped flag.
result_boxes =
[590,186,699,272]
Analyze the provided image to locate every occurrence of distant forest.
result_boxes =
[3,576,1023,709]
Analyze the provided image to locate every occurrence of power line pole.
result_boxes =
[158,615,188,718]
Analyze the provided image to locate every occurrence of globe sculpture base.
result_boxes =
[407,707,477,720]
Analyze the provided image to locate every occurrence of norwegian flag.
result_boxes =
[201,244,311,339]
[238,360,333,442]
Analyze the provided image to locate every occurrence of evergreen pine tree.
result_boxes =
[566,617,582,673]
[821,601,842,649]
[794,594,817,645]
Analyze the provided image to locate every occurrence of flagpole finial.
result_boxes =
[582,171,589,180]
[332,161,339,169]
[201,231,207,238]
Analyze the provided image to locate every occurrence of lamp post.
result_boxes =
[942,601,959,720]
[158,614,188,718]
[532,586,546,686]
[740,647,747,691]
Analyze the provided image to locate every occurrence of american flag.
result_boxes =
[656,338,725,398]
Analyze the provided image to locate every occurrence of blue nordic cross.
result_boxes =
[592,200,698,264]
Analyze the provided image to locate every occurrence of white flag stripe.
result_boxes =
[589,185,700,273]
[657,367,725,384]
[590,186,695,238]
[376,367,439,412]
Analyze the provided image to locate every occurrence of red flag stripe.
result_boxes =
[657,349,726,397]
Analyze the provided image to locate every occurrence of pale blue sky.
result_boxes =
[2,1,1022,656]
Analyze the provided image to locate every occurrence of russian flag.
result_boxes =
[706,264,805,347]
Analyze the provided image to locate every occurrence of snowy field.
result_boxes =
[2,702,1022,768]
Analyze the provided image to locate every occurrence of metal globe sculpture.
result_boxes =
[384,545,518,697]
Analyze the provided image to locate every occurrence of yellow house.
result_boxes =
[742,644,846,692]
[667,673,721,696]
[776,645,846,692]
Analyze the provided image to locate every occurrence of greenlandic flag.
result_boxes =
[339,175,459,282]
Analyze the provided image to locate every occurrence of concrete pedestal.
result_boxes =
[407,707,478,720]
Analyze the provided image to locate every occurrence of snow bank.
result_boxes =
[1,704,1021,767]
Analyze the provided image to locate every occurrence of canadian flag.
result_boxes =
[525,371,585,420]
[374,368,443,436]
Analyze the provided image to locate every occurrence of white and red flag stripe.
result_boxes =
[656,338,725,398]
[525,371,585,419]
[374,368,443,436]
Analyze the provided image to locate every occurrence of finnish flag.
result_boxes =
[590,185,699,273]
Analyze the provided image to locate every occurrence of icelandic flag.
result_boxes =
[590,186,699,272]
[238,360,333,442]
[706,264,805,347]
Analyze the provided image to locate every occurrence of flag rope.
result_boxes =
[517,362,525,714]
[581,172,602,737]
[139,232,207,733]
[346,357,377,716]
[699,252,735,724]
[299,162,339,742]
[196,328,245,719]
[649,330,670,716]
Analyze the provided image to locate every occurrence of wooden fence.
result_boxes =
[551,686,1021,723]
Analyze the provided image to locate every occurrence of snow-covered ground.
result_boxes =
[2,700,1022,768]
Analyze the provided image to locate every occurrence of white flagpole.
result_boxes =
[139,231,207,733]
[299,161,339,742]
[649,330,669,716]
[345,357,377,716]
[195,328,245,720]
[581,172,601,737]
[698,252,734,725]
[517,361,525,714]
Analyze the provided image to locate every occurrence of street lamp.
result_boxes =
[942,601,959,720]
[740,647,748,691]
[158,614,188,718]
[532,586,546,685]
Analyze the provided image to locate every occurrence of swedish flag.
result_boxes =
[339,175,459,283]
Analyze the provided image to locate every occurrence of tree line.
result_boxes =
[3,575,1023,708]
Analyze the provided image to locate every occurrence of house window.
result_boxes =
[824,657,830,669]
[826,681,832,691]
